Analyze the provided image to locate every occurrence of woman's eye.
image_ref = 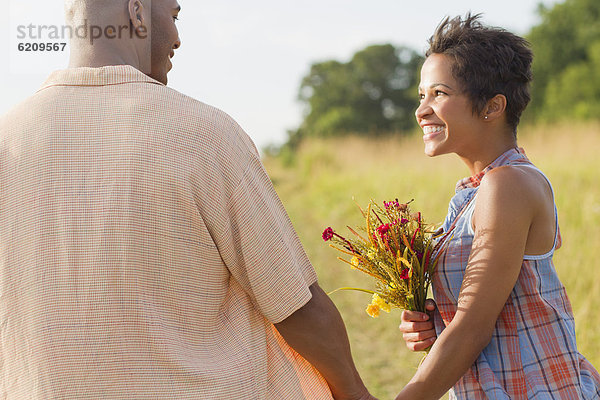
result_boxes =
[435,90,446,96]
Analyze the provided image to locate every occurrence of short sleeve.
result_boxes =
[210,154,318,323]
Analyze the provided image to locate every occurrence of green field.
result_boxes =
[263,122,600,399]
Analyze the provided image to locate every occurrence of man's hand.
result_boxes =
[398,299,437,352]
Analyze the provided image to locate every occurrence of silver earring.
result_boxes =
[484,116,489,120]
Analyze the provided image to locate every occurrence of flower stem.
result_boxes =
[327,287,379,296]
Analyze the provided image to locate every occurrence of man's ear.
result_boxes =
[483,94,507,122]
[128,0,145,30]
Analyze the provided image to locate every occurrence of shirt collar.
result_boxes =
[455,147,530,192]
[38,65,164,91]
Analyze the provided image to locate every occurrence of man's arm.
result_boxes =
[274,283,377,400]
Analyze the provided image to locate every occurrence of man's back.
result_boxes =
[0,65,332,399]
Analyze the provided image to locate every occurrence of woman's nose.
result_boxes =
[415,99,432,121]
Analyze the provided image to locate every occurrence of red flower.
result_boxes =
[322,227,334,241]
[400,268,410,280]
[384,200,400,210]
[377,223,390,236]
[400,218,409,225]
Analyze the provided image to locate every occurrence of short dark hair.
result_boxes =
[426,13,533,134]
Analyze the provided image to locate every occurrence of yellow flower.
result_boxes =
[365,303,380,318]
[365,294,391,318]
[350,256,360,269]
[372,294,391,313]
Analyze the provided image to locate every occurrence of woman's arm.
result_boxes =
[396,166,545,399]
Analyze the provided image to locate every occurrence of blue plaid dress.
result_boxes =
[433,148,600,399]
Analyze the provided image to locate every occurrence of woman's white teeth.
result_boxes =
[423,126,445,134]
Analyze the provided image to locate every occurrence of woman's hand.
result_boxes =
[398,299,437,352]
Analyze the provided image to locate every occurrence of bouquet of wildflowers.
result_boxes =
[322,199,444,318]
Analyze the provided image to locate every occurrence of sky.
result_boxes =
[1,0,560,149]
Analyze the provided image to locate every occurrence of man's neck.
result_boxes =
[68,41,143,70]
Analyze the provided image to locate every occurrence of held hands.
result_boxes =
[332,384,379,400]
[398,299,437,352]
[357,394,378,400]
[331,387,378,400]
[346,391,378,400]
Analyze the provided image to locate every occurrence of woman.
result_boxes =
[396,14,600,399]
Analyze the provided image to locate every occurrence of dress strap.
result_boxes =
[512,164,560,260]
[433,192,478,256]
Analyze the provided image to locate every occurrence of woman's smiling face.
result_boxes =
[415,53,481,158]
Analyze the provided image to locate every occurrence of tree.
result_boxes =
[296,44,423,137]
[526,0,600,122]
[542,41,600,120]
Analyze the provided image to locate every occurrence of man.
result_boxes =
[0,1,375,398]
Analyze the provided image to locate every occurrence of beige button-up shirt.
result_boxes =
[0,65,332,399]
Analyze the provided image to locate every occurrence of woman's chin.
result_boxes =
[423,135,447,157]
[423,137,452,157]
[423,144,440,157]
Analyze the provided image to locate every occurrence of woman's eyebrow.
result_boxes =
[429,83,454,90]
